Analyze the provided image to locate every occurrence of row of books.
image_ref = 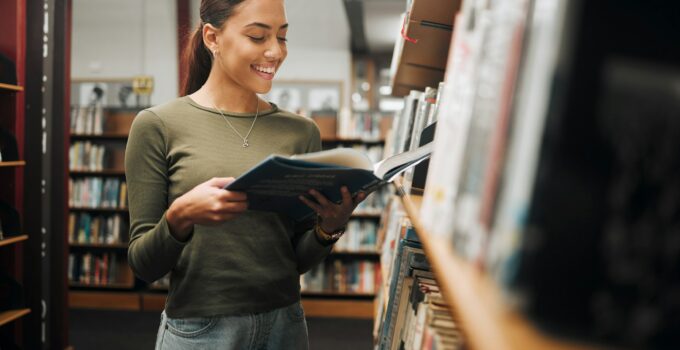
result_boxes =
[338,111,390,141]
[68,252,128,286]
[301,259,379,294]
[70,104,105,135]
[68,177,128,209]
[69,141,125,172]
[373,196,464,349]
[333,220,378,253]
[67,212,128,245]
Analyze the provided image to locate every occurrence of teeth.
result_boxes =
[254,65,275,74]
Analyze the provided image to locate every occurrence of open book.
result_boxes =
[225,142,434,221]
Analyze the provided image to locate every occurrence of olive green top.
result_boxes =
[125,96,331,318]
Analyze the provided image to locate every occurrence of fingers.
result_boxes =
[340,186,352,207]
[207,177,236,189]
[220,189,248,202]
[308,189,332,207]
[352,191,367,208]
[299,194,323,213]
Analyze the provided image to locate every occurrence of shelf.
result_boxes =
[70,133,128,141]
[0,308,31,327]
[139,292,374,319]
[69,169,125,176]
[0,235,29,248]
[69,242,128,249]
[69,207,128,213]
[0,161,26,168]
[393,181,594,350]
[0,83,23,92]
[69,291,140,311]
[69,281,135,289]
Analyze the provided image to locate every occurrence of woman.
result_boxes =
[124,0,366,348]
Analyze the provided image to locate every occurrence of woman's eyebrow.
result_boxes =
[245,22,289,30]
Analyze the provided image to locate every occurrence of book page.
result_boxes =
[291,147,373,170]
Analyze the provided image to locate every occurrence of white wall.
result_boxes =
[189,0,352,110]
[71,0,179,105]
[71,0,351,108]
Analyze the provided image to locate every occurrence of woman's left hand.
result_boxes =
[299,186,367,232]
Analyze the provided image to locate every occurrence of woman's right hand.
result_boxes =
[166,177,248,241]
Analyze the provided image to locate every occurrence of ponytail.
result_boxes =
[180,26,213,96]
[180,0,246,96]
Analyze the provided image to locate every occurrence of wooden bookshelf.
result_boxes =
[301,291,374,299]
[0,309,31,327]
[0,161,26,168]
[329,249,380,258]
[351,212,381,219]
[394,182,595,350]
[0,235,29,248]
[0,83,23,92]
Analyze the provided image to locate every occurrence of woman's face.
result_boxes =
[211,0,288,94]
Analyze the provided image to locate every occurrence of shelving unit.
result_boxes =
[392,181,596,350]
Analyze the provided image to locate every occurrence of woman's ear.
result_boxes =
[202,23,221,54]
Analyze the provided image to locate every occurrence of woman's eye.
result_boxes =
[248,36,265,42]
[277,37,288,42]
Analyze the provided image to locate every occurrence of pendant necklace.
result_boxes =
[213,99,259,148]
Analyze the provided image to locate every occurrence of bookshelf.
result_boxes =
[67,79,139,294]
[0,0,32,346]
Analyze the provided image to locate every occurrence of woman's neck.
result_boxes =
[190,71,258,113]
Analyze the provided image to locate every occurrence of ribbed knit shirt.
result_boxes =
[125,96,331,318]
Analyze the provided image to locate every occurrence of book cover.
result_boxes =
[226,142,433,221]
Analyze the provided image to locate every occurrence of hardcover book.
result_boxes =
[226,142,434,221]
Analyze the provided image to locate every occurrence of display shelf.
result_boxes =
[0,309,31,327]
[69,207,128,213]
[69,133,128,141]
[393,181,595,350]
[69,169,125,176]
[0,83,23,92]
[0,161,26,168]
[0,235,29,248]
[68,242,128,249]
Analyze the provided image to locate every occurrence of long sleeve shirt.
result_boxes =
[125,96,331,318]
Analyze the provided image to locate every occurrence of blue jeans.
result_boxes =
[155,301,309,350]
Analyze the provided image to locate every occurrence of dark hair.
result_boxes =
[181,0,246,96]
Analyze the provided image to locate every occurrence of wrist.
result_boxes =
[315,219,346,243]
[167,200,193,242]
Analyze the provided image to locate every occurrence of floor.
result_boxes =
[69,309,374,350]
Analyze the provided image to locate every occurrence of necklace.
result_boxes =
[213,99,259,148]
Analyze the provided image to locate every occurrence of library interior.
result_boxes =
[0,0,679,349]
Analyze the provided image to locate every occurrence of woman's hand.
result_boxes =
[167,177,248,241]
[298,186,367,233]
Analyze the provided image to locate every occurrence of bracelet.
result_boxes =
[314,218,346,243]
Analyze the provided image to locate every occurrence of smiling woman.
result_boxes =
[123,0,367,349]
